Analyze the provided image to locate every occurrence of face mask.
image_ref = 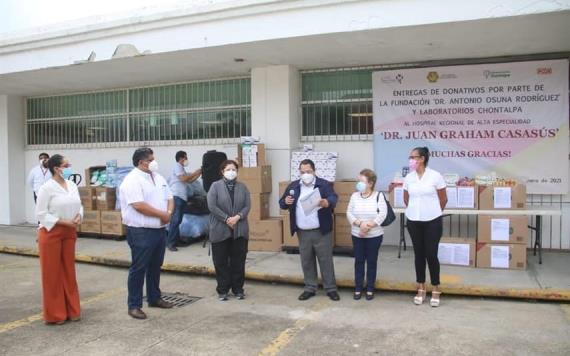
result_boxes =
[39,159,44,166]
[61,167,73,179]
[148,160,159,173]
[408,159,418,172]
[182,160,189,167]
[356,181,367,193]
[224,170,237,180]
[301,173,314,185]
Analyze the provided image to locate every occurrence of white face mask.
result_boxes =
[148,160,159,173]
[182,159,189,167]
[224,170,237,180]
[301,173,314,185]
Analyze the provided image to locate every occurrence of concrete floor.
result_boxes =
[0,253,569,356]
[0,225,569,301]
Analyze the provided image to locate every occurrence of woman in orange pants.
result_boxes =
[35,154,83,325]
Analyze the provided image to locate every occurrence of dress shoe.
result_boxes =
[366,292,375,301]
[353,292,362,300]
[218,293,229,301]
[327,291,340,301]
[233,292,245,300]
[167,245,178,252]
[149,299,174,309]
[128,308,147,320]
[298,291,316,301]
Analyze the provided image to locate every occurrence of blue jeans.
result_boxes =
[352,235,383,293]
[167,196,186,247]
[127,227,166,309]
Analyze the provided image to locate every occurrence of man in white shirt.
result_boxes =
[27,152,52,203]
[166,150,202,251]
[119,147,175,320]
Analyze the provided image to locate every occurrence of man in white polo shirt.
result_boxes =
[27,152,52,203]
[120,147,175,320]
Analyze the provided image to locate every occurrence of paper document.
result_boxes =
[491,219,510,241]
[457,187,475,208]
[438,243,470,266]
[445,188,458,208]
[493,187,512,209]
[491,245,510,268]
[393,187,405,208]
[299,188,322,215]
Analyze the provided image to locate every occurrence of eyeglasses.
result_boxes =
[408,156,421,160]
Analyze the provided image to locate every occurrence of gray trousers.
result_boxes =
[297,229,337,293]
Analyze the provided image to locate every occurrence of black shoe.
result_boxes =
[128,308,147,320]
[167,245,178,252]
[149,299,174,309]
[353,292,362,300]
[298,291,316,301]
[327,291,340,301]
[234,292,245,300]
[366,292,375,301]
[218,293,229,301]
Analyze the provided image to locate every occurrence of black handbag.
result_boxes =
[377,192,396,227]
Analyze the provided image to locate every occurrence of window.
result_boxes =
[301,69,373,140]
[26,78,251,147]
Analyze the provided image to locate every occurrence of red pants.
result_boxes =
[38,225,81,322]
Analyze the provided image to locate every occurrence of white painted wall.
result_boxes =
[0,95,26,224]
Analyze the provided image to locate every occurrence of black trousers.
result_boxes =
[211,237,248,294]
[407,216,443,286]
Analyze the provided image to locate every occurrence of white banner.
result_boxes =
[373,59,569,194]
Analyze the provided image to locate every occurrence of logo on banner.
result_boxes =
[381,74,404,84]
[395,74,403,84]
[427,71,439,83]
[537,67,552,75]
[483,70,511,79]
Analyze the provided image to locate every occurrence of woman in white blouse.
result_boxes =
[35,154,83,325]
[346,169,388,301]
[403,147,447,307]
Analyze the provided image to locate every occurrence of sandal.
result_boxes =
[430,291,441,307]
[413,289,426,305]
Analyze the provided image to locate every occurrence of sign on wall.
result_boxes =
[373,59,569,194]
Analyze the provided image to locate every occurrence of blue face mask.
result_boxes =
[62,167,73,179]
[355,181,367,193]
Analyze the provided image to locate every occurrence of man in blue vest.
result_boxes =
[279,159,340,301]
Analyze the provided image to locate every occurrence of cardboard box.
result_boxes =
[100,211,126,236]
[281,213,298,247]
[476,243,527,270]
[95,187,117,211]
[78,187,97,210]
[238,144,266,167]
[333,180,356,214]
[80,210,101,234]
[240,166,272,194]
[249,193,270,220]
[445,186,478,209]
[85,166,106,186]
[438,237,476,267]
[248,218,283,252]
[478,184,527,210]
[477,215,529,244]
[334,213,352,247]
[279,181,291,197]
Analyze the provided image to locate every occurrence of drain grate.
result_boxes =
[143,292,201,308]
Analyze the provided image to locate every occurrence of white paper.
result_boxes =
[438,242,470,266]
[456,187,475,208]
[493,187,512,209]
[491,245,510,268]
[491,218,510,241]
[299,188,322,215]
[445,187,458,208]
[393,187,405,208]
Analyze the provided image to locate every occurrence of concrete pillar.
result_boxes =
[251,65,301,215]
[0,95,26,225]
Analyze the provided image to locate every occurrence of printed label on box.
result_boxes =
[491,245,510,268]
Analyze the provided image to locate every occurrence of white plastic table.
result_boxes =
[393,206,562,264]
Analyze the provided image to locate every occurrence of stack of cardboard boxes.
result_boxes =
[238,144,283,252]
[78,166,125,238]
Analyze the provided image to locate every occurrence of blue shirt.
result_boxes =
[168,163,188,201]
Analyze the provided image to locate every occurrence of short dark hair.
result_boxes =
[39,152,49,159]
[175,150,187,162]
[412,146,430,166]
[132,147,153,167]
[47,154,64,175]
[219,160,239,172]
[299,159,315,171]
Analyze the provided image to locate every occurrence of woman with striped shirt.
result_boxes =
[346,169,388,300]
